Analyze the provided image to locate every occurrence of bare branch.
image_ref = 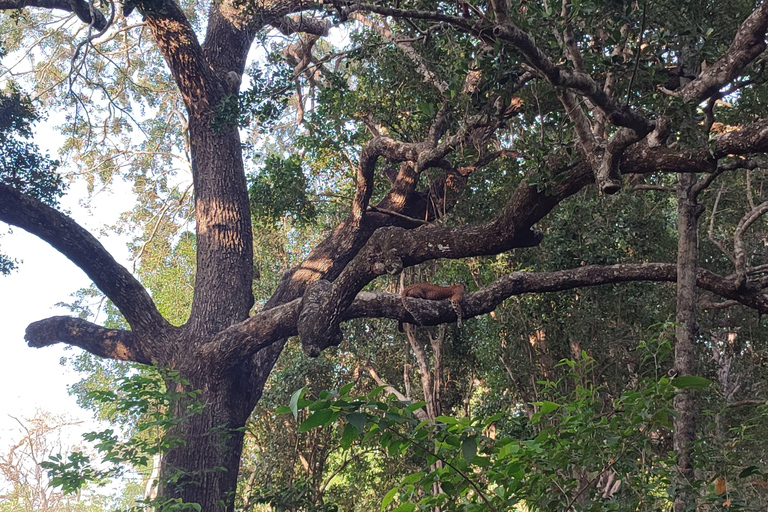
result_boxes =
[346,263,768,327]
[344,2,654,134]
[707,183,736,265]
[25,316,151,364]
[605,127,651,193]
[366,367,429,422]
[734,200,768,288]
[625,117,768,176]
[560,0,585,73]
[698,299,740,310]
[0,0,109,29]
[559,90,598,155]
[630,184,674,192]
[0,184,169,337]
[198,253,768,370]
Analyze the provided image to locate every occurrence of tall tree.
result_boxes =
[2,0,768,509]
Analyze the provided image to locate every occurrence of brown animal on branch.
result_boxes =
[399,283,465,332]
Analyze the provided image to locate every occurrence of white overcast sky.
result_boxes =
[0,127,135,452]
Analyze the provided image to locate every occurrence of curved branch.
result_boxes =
[196,299,302,374]
[0,184,170,337]
[346,2,654,135]
[734,200,768,288]
[271,14,330,36]
[624,117,768,175]
[141,0,222,115]
[350,12,448,93]
[26,316,151,364]
[679,1,768,103]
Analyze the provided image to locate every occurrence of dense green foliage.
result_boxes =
[0,85,63,274]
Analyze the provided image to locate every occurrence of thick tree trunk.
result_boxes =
[186,120,254,334]
[673,172,700,512]
[159,371,253,512]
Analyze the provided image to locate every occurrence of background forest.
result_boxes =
[2,0,768,510]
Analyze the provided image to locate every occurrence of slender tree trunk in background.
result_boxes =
[404,323,447,512]
[674,172,700,512]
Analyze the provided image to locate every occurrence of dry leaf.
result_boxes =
[715,476,726,494]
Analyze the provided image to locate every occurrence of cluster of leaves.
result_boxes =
[239,59,295,130]
[214,57,294,132]
[280,349,762,512]
[41,367,206,512]
[249,154,317,226]
[0,86,64,274]
[0,87,62,203]
[249,478,340,512]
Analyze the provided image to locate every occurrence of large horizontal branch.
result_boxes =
[346,263,768,325]
[196,299,302,374]
[624,117,768,175]
[199,261,768,371]
[271,14,330,36]
[0,184,169,338]
[0,0,108,29]
[25,316,152,364]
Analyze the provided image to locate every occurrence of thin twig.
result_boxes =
[625,0,649,107]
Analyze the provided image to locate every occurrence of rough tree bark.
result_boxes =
[673,172,701,512]
[2,0,768,509]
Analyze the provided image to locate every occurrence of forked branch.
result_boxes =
[26,316,152,364]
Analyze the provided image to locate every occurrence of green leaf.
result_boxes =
[298,408,334,432]
[461,437,477,464]
[347,412,367,432]
[672,376,711,389]
[274,405,292,415]
[402,471,425,484]
[406,401,427,412]
[435,415,458,425]
[535,401,560,414]
[340,423,358,450]
[340,382,355,396]
[289,387,306,420]
[368,385,388,398]
[739,465,762,478]
[392,504,416,512]
[382,487,398,511]
[652,409,672,429]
